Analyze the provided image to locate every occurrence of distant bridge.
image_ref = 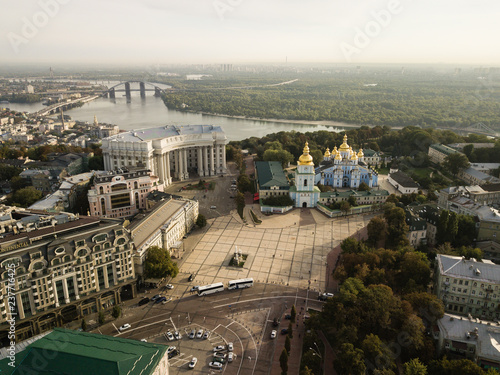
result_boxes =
[102,81,168,99]
[440,122,499,138]
[30,95,99,118]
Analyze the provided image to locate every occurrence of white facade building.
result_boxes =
[101,125,227,186]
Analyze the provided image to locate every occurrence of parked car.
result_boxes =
[213,345,225,352]
[214,353,227,361]
[119,324,131,332]
[284,314,292,320]
[140,339,147,342]
[196,329,204,339]
[281,328,288,335]
[151,294,162,301]
[188,274,195,282]
[168,348,179,359]
[209,362,223,370]
[155,297,167,304]
[174,331,182,340]
[138,297,149,306]
[166,284,174,289]
[188,357,198,369]
[270,330,277,339]
[318,292,334,301]
[228,352,234,362]
[203,331,210,339]
[166,331,174,341]
[190,286,199,292]
[210,206,217,209]
[189,330,196,339]
[272,318,279,327]
[162,297,172,304]
[227,342,233,352]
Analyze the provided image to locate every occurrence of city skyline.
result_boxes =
[1,0,499,65]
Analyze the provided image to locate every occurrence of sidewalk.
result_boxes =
[270,303,307,375]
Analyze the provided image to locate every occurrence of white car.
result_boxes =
[189,330,196,339]
[213,345,225,352]
[203,331,210,339]
[270,330,277,339]
[228,352,234,362]
[174,331,182,340]
[166,284,174,289]
[188,357,198,369]
[140,339,147,342]
[119,324,131,332]
[166,331,175,341]
[196,329,204,339]
[227,342,233,352]
[209,362,223,369]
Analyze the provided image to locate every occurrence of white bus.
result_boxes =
[197,282,224,296]
[228,278,254,290]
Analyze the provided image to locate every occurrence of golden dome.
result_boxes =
[334,150,342,160]
[338,134,350,151]
[298,142,314,166]
[357,148,364,157]
[350,152,358,160]
[333,146,338,153]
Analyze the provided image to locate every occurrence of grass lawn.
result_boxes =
[408,167,433,179]
[377,167,389,175]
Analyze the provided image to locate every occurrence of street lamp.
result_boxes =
[309,343,323,374]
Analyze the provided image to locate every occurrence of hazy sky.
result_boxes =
[1,0,499,65]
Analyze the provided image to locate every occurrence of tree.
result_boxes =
[340,201,351,216]
[290,304,297,323]
[144,246,179,279]
[404,358,427,375]
[284,335,291,354]
[443,153,469,176]
[367,217,387,247]
[348,196,357,207]
[362,333,395,371]
[334,343,366,375]
[263,149,294,168]
[358,182,370,191]
[88,155,104,170]
[10,186,43,207]
[112,305,121,319]
[299,366,314,375]
[279,348,288,375]
[237,174,253,193]
[384,206,409,249]
[98,311,105,325]
[81,319,87,331]
[196,214,207,228]
[463,144,474,159]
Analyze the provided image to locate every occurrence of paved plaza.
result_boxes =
[180,209,375,293]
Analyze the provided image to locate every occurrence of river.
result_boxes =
[5,81,346,141]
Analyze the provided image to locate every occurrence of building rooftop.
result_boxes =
[475,206,500,223]
[255,161,289,189]
[319,189,389,199]
[129,198,188,253]
[107,124,225,142]
[389,171,420,188]
[463,167,500,184]
[430,143,461,156]
[437,313,500,363]
[0,328,167,375]
[437,254,500,284]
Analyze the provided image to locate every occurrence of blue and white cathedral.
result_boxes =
[315,134,378,189]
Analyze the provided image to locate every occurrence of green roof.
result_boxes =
[319,189,389,198]
[429,144,460,156]
[255,161,289,190]
[0,328,167,375]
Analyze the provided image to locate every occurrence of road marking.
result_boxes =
[113,317,172,337]
[225,321,235,328]
[213,295,320,309]
[112,323,120,334]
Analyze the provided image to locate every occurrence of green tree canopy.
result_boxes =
[196,214,207,228]
[443,153,470,176]
[144,246,179,279]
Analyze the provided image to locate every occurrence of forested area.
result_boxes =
[302,203,493,375]
[163,71,500,130]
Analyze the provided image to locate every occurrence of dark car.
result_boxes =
[281,328,288,335]
[272,318,279,327]
[138,297,149,306]
[155,297,167,304]
[168,349,179,359]
[284,314,292,320]
[188,274,195,282]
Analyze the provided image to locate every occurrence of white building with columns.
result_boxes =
[101,125,227,186]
